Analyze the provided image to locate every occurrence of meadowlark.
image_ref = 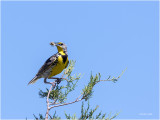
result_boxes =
[28,42,69,85]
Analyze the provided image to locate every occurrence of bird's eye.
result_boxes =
[59,43,63,45]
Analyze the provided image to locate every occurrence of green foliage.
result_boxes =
[64,112,77,120]
[52,111,61,120]
[33,114,44,120]
[64,101,119,120]
[80,101,100,119]
[39,60,80,103]
[33,111,61,120]
[32,60,124,119]
[82,73,100,101]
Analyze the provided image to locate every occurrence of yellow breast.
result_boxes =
[48,55,68,78]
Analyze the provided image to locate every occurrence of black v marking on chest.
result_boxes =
[61,54,68,64]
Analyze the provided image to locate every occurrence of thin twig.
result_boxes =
[61,72,65,78]
[76,93,83,101]
[96,76,120,84]
[49,98,58,106]
[49,98,83,110]
[48,113,53,119]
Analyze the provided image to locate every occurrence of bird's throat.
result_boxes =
[57,46,67,55]
[57,46,63,52]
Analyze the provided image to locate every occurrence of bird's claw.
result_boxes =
[56,78,62,84]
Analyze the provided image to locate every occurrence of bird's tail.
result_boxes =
[28,76,39,85]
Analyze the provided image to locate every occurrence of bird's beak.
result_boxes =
[50,42,58,46]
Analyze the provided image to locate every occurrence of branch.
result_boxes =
[49,93,83,110]
[97,76,118,83]
[97,68,127,83]
[43,61,126,120]
[45,81,56,120]
[48,73,119,111]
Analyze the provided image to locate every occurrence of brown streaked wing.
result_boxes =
[36,54,58,76]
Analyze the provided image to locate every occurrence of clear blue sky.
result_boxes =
[1,1,159,119]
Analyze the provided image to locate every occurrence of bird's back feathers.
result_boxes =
[36,54,58,76]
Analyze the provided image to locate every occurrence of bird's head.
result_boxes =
[50,42,67,54]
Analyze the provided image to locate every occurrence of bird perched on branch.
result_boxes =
[28,42,69,85]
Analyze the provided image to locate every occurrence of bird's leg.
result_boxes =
[48,77,62,84]
[48,77,60,79]
[44,78,56,87]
